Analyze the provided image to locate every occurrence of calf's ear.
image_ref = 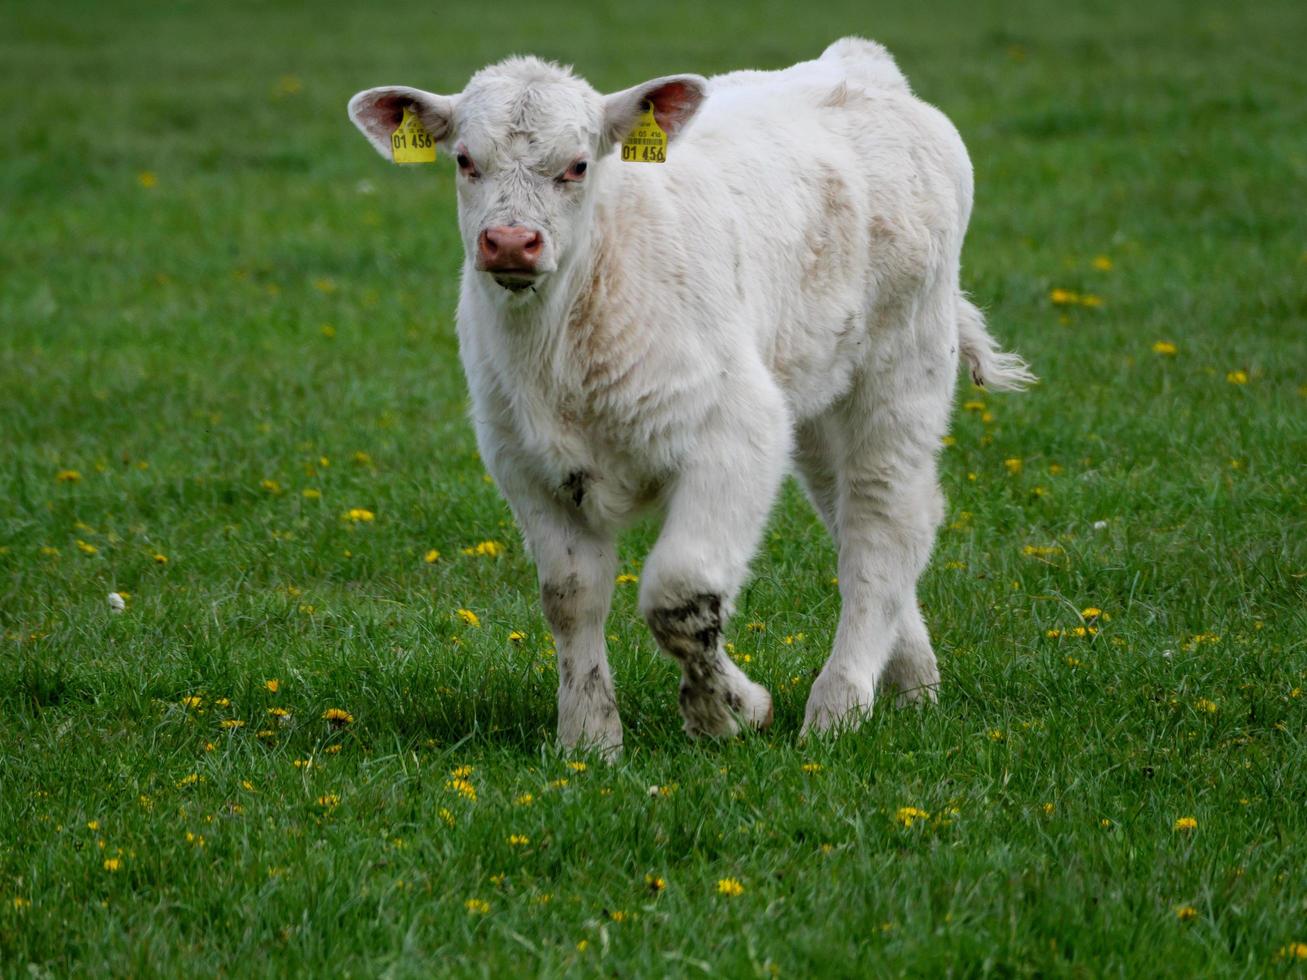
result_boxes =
[602,74,708,146]
[348,86,457,160]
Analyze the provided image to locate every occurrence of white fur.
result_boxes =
[349,38,1033,757]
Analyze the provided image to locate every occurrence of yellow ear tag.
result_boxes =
[391,106,437,164]
[620,102,667,163]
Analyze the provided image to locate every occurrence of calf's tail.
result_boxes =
[958,297,1035,391]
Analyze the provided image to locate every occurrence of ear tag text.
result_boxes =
[391,106,437,164]
[621,102,667,164]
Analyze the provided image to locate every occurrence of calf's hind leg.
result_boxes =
[802,317,952,733]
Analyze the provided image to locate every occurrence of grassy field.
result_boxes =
[2,0,1306,975]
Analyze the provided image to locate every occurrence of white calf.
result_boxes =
[349,37,1032,757]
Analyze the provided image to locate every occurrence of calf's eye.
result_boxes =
[560,159,588,182]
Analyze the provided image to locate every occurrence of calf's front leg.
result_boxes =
[525,516,623,759]
[639,387,791,737]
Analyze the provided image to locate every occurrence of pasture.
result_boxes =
[2,0,1305,974]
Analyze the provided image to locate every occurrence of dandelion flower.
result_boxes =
[508,834,530,846]
[322,708,353,726]
[615,573,638,584]
[342,508,375,523]
[1280,943,1307,961]
[456,608,480,627]
[1049,288,1080,306]
[1175,905,1197,921]
[1174,816,1197,832]
[465,898,490,914]
[317,794,340,808]
[515,793,535,806]
[1003,458,1023,475]
[424,549,440,563]
[220,719,245,730]
[447,778,477,802]
[462,540,505,557]
[76,540,98,556]
[1092,255,1113,271]
[450,765,474,779]
[894,807,930,828]
[1194,698,1218,713]
[137,171,157,189]
[302,488,321,500]
[103,858,122,872]
[265,679,279,693]
[646,874,666,893]
[716,877,744,897]
[508,630,526,643]
[56,469,82,483]
[1152,341,1178,356]
[181,696,202,709]
[260,479,283,494]
[802,762,823,773]
[567,761,587,773]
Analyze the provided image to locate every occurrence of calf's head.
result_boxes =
[349,58,706,295]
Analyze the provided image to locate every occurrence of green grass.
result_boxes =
[2,0,1306,975]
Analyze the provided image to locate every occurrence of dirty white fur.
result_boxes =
[349,38,1033,757]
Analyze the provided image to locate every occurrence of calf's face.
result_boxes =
[349,58,705,296]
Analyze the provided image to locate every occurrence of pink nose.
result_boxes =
[478,225,543,272]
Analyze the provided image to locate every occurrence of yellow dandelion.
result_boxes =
[1175,905,1197,922]
[567,761,587,773]
[465,898,490,914]
[302,488,321,500]
[87,820,100,831]
[39,545,60,557]
[1152,341,1178,356]
[424,549,440,563]
[802,762,823,773]
[1003,458,1023,475]
[450,764,474,779]
[103,858,122,872]
[646,874,666,893]
[181,696,203,709]
[462,539,505,557]
[1226,370,1248,385]
[1092,255,1113,271]
[319,324,336,338]
[1280,943,1307,961]
[351,450,372,465]
[457,608,480,628]
[1049,288,1080,306]
[136,170,157,188]
[1042,802,1055,815]
[1194,698,1218,714]
[615,573,638,584]
[342,508,375,523]
[716,877,744,897]
[894,806,930,828]
[1100,818,1113,828]
[988,729,1005,742]
[322,708,353,726]
[1174,816,1197,832]
[293,758,312,769]
[609,910,627,922]
[55,469,82,483]
[12,897,30,909]
[215,697,230,707]
[325,744,342,755]
[447,778,477,802]
[508,630,526,643]
[265,679,279,693]
[317,794,340,808]
[1079,294,1103,308]
[177,773,199,788]
[220,719,245,730]
[76,540,98,556]
[515,793,535,806]
[508,834,530,846]
[438,807,456,828]
[151,552,168,564]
